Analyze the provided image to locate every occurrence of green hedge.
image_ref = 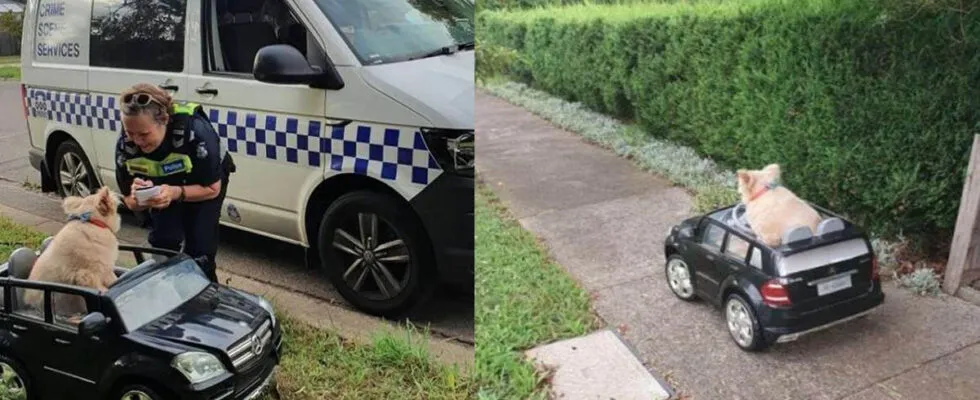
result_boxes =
[476,0,706,12]
[479,0,980,247]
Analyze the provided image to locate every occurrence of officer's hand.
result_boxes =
[146,184,176,209]
[131,178,152,194]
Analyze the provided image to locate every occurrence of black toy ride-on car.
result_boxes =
[0,240,283,400]
[663,202,885,351]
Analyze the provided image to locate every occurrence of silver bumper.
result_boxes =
[775,305,880,344]
[243,366,277,400]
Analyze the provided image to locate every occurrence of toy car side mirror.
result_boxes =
[78,312,109,337]
[679,226,694,237]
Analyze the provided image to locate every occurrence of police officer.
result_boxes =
[115,83,234,282]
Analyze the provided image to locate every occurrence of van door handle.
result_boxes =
[196,87,218,95]
[11,324,26,331]
[54,338,71,345]
[159,84,179,92]
[706,254,716,261]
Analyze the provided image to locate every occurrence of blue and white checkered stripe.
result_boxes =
[206,108,442,186]
[23,87,442,189]
[25,88,121,132]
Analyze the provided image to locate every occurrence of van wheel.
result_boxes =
[317,191,436,318]
[0,354,33,400]
[53,140,99,198]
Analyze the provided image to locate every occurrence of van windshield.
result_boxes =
[111,260,211,331]
[314,0,474,65]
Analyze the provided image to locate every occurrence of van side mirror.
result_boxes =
[253,45,344,91]
[78,312,109,337]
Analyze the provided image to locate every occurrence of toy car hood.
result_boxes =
[135,285,269,351]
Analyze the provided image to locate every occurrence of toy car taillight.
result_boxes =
[871,255,879,280]
[761,280,791,307]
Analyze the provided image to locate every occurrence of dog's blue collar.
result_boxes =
[67,212,93,223]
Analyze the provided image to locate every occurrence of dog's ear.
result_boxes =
[62,196,86,214]
[737,170,751,186]
[763,164,781,179]
[97,187,113,216]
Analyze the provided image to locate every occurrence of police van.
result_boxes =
[18,0,474,317]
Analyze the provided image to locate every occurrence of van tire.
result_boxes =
[53,140,100,198]
[317,191,436,318]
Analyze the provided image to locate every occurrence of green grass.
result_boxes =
[0,216,473,400]
[483,0,858,22]
[0,216,47,261]
[262,316,473,400]
[475,181,599,399]
[0,55,20,80]
[0,66,19,81]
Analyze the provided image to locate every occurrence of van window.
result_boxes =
[202,0,313,74]
[315,0,474,65]
[90,0,187,72]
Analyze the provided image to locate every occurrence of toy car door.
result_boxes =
[37,290,105,398]
[692,220,726,296]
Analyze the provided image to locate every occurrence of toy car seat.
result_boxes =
[817,217,845,236]
[8,247,37,280]
[782,226,814,245]
[7,247,38,312]
[38,236,54,254]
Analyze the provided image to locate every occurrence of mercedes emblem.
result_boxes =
[251,333,263,356]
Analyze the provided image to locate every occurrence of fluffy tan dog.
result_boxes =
[23,187,121,321]
[737,164,822,247]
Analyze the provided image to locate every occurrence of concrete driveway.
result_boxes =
[0,82,473,345]
[476,90,980,400]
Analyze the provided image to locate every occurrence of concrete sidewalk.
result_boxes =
[476,90,980,400]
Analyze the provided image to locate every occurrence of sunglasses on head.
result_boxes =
[123,93,160,107]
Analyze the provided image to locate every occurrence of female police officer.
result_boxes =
[114,83,234,282]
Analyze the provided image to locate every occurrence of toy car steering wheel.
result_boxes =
[729,202,753,232]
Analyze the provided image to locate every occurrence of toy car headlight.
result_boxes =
[257,296,277,327]
[171,352,227,384]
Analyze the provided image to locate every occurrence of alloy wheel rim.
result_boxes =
[332,212,412,301]
[0,362,25,397]
[726,299,754,347]
[667,259,693,298]
[59,153,91,197]
[120,390,153,400]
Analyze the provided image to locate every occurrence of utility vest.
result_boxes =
[120,102,231,182]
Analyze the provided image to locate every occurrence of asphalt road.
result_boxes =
[0,82,473,344]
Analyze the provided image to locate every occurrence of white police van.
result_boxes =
[18,0,474,317]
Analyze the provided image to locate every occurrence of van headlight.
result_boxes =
[421,128,474,177]
[172,352,227,384]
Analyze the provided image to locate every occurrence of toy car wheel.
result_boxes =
[724,293,769,351]
[115,383,169,400]
[0,354,32,400]
[665,255,697,301]
[53,140,100,198]
[317,191,437,318]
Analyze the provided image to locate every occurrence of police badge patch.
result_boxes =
[197,142,208,159]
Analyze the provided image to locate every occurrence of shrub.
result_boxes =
[898,267,942,296]
[475,40,519,83]
[479,0,980,248]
